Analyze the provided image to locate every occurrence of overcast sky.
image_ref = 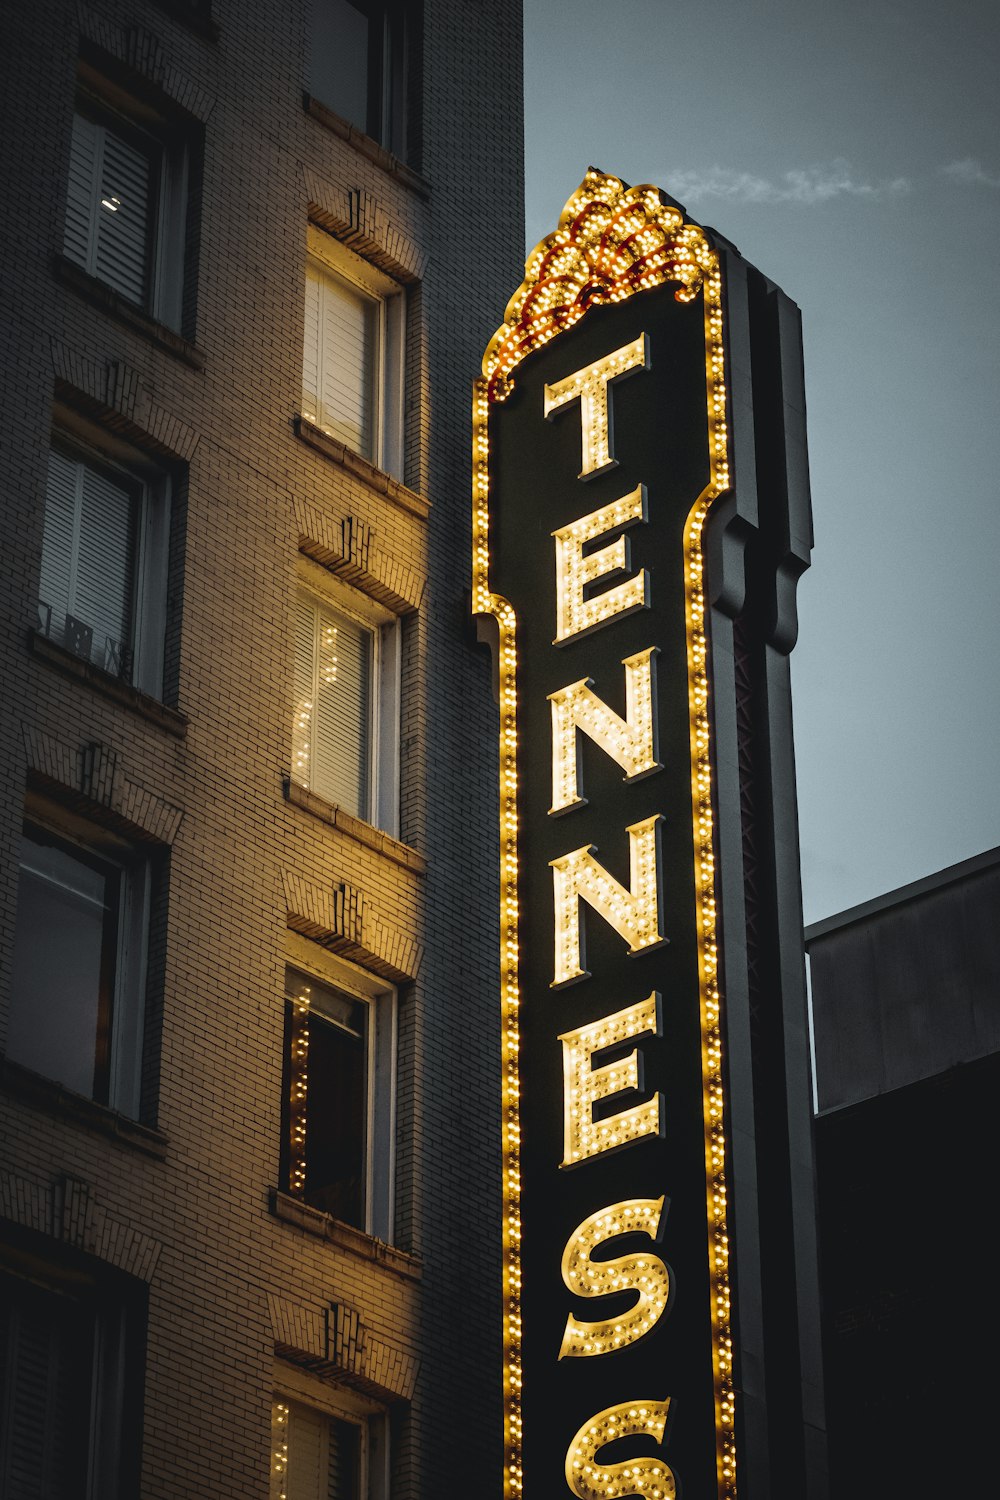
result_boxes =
[522,0,1000,924]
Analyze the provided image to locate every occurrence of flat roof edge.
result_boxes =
[804,844,1000,945]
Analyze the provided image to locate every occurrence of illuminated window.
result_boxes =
[37,443,169,697]
[291,567,400,833]
[280,948,396,1241]
[0,1262,145,1500]
[302,228,404,477]
[6,820,152,1119]
[271,1395,389,1500]
[307,0,411,158]
[63,83,190,329]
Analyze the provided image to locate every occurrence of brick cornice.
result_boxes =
[0,1170,162,1281]
[281,872,422,983]
[267,1290,419,1402]
[22,727,184,845]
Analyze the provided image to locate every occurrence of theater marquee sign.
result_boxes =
[473,171,737,1500]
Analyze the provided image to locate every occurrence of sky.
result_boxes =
[522,0,1000,925]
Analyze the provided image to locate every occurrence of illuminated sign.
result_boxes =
[473,170,736,1499]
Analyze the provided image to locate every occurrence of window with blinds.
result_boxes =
[303,261,380,458]
[38,444,169,696]
[292,589,375,820]
[64,110,155,309]
[301,230,404,477]
[40,446,137,677]
[0,1274,93,1498]
[61,80,190,331]
[272,1401,362,1500]
[0,1268,141,1500]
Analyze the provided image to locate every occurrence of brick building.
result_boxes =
[0,2,524,1496]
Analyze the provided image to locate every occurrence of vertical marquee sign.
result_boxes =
[474,170,740,1500]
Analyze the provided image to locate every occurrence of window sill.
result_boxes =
[0,1057,169,1159]
[302,94,430,200]
[269,1189,422,1281]
[283,777,426,874]
[30,631,189,738]
[294,416,430,520]
[54,257,206,371]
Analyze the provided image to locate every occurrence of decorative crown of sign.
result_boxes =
[483,167,717,402]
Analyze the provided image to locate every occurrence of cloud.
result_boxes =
[941,158,1000,188]
[665,161,912,206]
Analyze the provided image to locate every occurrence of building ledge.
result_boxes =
[54,256,206,370]
[0,1057,169,1159]
[30,631,189,738]
[302,94,430,199]
[283,778,426,874]
[294,417,431,520]
[269,1190,422,1281]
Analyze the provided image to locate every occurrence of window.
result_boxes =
[0,1261,144,1500]
[302,227,404,478]
[63,85,188,328]
[308,0,411,158]
[280,944,396,1241]
[6,820,151,1119]
[291,564,400,833]
[272,1395,389,1500]
[37,442,169,697]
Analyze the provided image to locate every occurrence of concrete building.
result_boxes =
[807,846,1000,1496]
[0,2,523,1496]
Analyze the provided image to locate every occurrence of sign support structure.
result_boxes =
[473,169,828,1500]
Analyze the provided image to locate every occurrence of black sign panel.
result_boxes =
[475,176,735,1500]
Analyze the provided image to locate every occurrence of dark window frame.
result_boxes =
[38,431,172,700]
[0,1243,147,1500]
[308,0,413,160]
[278,956,396,1242]
[7,814,156,1121]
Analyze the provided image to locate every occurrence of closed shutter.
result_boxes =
[38,448,79,638]
[63,112,99,270]
[94,126,152,307]
[285,1403,326,1500]
[314,265,378,459]
[292,591,373,819]
[284,1403,360,1500]
[313,598,372,816]
[41,452,136,671]
[62,110,152,307]
[0,1275,93,1499]
[75,462,137,672]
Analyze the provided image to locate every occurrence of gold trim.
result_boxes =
[483,167,717,404]
[473,169,734,1500]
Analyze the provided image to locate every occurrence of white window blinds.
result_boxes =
[277,1402,361,1500]
[292,591,374,818]
[64,110,152,308]
[40,449,137,674]
[302,259,379,459]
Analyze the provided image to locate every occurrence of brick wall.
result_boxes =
[0,1,524,1494]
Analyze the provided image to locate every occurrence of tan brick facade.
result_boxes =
[0,1,524,1494]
